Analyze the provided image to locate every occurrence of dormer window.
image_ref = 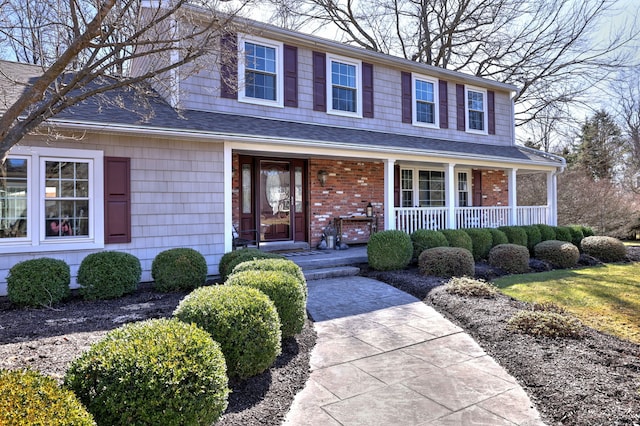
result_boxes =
[412,74,439,127]
[327,54,362,117]
[465,86,488,133]
[238,35,283,107]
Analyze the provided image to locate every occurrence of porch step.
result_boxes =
[304,266,361,281]
[260,241,310,252]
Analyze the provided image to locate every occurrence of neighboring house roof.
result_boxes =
[1,59,563,168]
[0,61,45,112]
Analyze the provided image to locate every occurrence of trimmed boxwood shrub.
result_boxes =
[65,318,228,426]
[440,229,473,252]
[566,225,585,249]
[581,236,627,262]
[534,240,580,269]
[77,251,141,300]
[418,247,475,278]
[173,285,281,379]
[219,249,285,282]
[367,230,413,271]
[497,226,528,247]
[535,224,556,242]
[0,369,95,426]
[488,244,530,274]
[553,226,572,242]
[521,225,542,255]
[488,228,509,247]
[581,225,595,237]
[410,229,449,261]
[7,258,70,308]
[227,269,306,338]
[231,258,307,300]
[462,228,493,260]
[152,248,207,292]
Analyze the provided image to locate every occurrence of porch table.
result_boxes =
[335,215,377,244]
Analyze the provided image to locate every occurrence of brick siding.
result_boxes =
[477,169,509,206]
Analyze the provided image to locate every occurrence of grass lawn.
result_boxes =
[494,263,640,344]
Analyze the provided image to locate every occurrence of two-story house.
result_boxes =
[0,16,564,295]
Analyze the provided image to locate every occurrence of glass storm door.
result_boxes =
[260,161,291,241]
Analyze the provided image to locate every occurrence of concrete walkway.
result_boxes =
[283,276,546,426]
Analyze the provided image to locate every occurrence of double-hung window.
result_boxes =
[327,54,362,117]
[466,86,487,133]
[413,74,438,127]
[0,146,104,253]
[400,168,445,207]
[457,172,470,207]
[238,35,283,107]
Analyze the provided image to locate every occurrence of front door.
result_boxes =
[238,156,307,244]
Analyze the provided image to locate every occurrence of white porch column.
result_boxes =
[384,158,396,231]
[224,143,233,252]
[547,171,558,226]
[445,163,456,229]
[508,168,518,225]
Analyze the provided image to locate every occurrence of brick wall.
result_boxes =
[476,169,509,206]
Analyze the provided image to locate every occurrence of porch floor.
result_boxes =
[277,245,368,271]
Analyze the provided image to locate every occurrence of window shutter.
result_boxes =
[488,90,496,135]
[394,164,400,207]
[456,84,465,131]
[104,157,131,244]
[362,62,374,118]
[283,44,298,107]
[220,33,238,99]
[312,51,326,111]
[472,169,483,206]
[439,80,448,129]
[401,72,412,123]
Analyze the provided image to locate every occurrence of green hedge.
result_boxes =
[535,224,556,242]
[440,229,473,252]
[218,249,285,282]
[497,226,528,247]
[7,258,70,308]
[152,248,208,292]
[367,230,413,271]
[521,225,542,255]
[488,228,509,247]
[77,251,141,300]
[553,226,572,242]
[65,318,228,426]
[231,258,307,300]
[410,229,448,261]
[462,228,493,260]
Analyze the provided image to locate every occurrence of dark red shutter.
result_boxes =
[488,90,496,135]
[401,72,412,123]
[283,44,298,107]
[456,84,465,131]
[472,169,483,206]
[394,164,400,207]
[220,33,238,99]
[104,157,131,244]
[362,62,374,118]
[312,51,326,111]
[439,80,448,129]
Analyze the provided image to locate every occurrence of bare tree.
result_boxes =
[614,69,640,192]
[272,0,639,127]
[0,0,254,162]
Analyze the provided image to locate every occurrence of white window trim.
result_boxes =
[465,85,488,135]
[0,145,104,254]
[412,74,439,128]
[326,53,362,118]
[455,170,472,207]
[400,166,447,207]
[237,34,284,108]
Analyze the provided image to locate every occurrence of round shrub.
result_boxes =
[231,258,307,300]
[152,248,207,292]
[566,225,585,248]
[488,228,509,247]
[534,240,580,269]
[507,310,583,338]
[65,318,228,426]
[173,285,281,379]
[410,229,449,261]
[581,236,627,262]
[497,226,528,247]
[462,228,493,260]
[418,247,475,278]
[0,369,95,426]
[445,276,497,298]
[535,224,556,242]
[553,226,572,242]
[440,229,473,252]
[522,225,542,255]
[367,230,413,271]
[219,249,285,282]
[581,225,595,237]
[77,251,141,300]
[488,244,530,274]
[7,258,70,307]
[227,269,306,338]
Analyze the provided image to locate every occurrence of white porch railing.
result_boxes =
[395,207,448,234]
[395,206,550,233]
